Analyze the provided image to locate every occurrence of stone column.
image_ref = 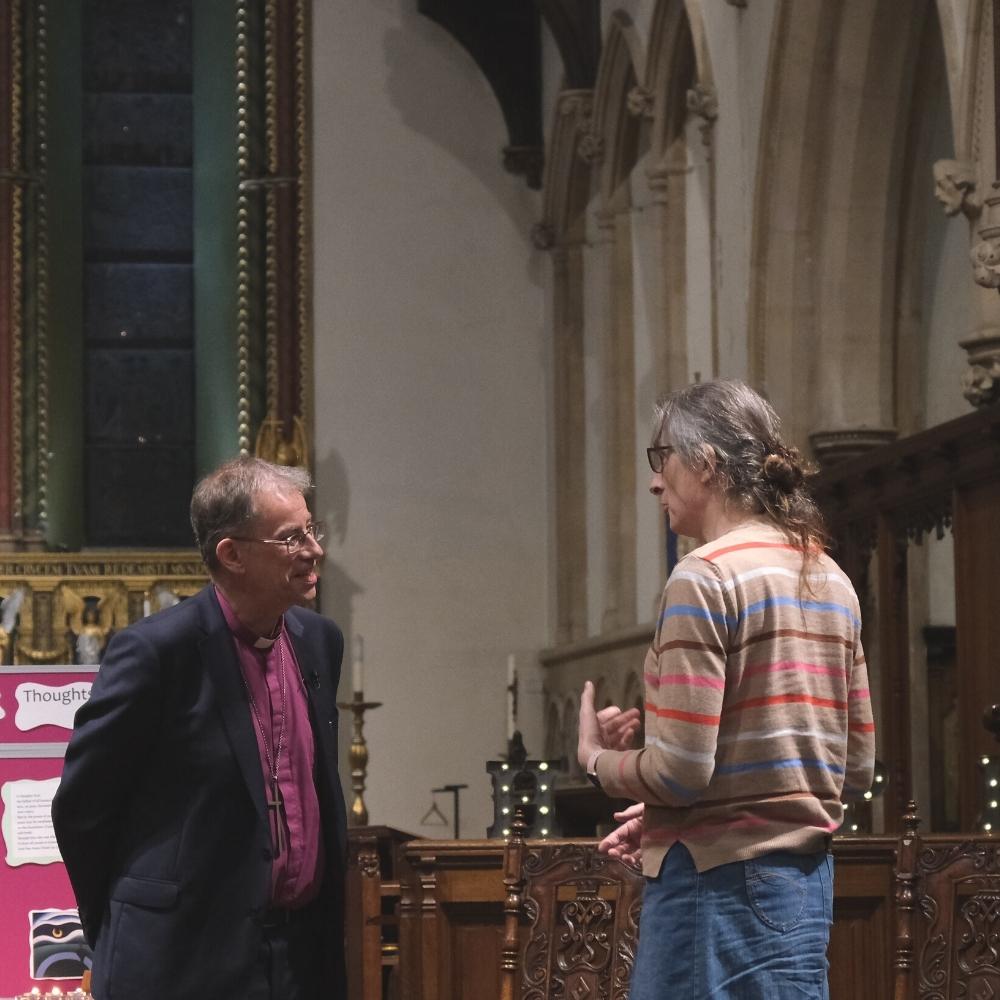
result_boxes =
[548,240,589,645]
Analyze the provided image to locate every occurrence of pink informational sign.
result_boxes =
[0,666,96,997]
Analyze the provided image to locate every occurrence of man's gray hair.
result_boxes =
[190,456,313,571]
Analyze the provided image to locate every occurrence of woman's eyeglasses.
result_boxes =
[646,446,675,473]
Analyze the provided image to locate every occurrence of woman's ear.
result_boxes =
[698,444,717,484]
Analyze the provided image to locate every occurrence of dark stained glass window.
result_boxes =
[82,0,194,546]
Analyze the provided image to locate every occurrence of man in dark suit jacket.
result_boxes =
[52,457,348,999]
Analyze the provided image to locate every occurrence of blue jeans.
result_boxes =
[630,842,833,1000]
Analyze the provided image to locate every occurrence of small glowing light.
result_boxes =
[992,801,999,810]
[501,785,509,793]
[539,805,550,815]
[540,784,548,792]
[119,329,128,337]
[850,824,859,832]
[540,828,549,836]
[982,757,991,766]
[501,807,510,815]
[501,764,509,771]
[521,795,530,803]
[539,762,549,771]
[863,791,873,800]
[874,774,884,783]
[985,823,994,832]
[502,828,510,836]
[991,779,998,788]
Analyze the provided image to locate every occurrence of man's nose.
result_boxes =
[649,475,663,496]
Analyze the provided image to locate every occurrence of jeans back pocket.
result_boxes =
[744,852,811,932]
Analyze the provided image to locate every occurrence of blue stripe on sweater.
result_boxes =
[714,758,846,776]
[658,771,700,801]
[739,596,860,628]
[660,604,737,629]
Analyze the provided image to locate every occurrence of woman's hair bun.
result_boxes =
[762,446,804,492]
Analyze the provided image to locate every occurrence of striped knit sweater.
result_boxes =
[594,522,876,876]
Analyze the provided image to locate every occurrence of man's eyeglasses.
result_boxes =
[230,522,325,555]
[646,445,675,474]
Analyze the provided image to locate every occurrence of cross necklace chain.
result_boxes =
[241,634,288,855]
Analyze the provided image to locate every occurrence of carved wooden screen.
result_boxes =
[893,807,1000,999]
[501,834,643,1000]
[812,404,1000,832]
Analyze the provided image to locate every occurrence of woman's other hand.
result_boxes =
[597,703,641,750]
[598,802,645,866]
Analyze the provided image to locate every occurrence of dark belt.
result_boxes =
[260,902,315,928]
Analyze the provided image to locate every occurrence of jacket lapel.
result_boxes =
[285,612,348,857]
[198,591,269,827]
[285,614,338,763]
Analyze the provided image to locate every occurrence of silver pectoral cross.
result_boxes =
[266,777,285,855]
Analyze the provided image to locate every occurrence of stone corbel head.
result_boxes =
[933,159,981,219]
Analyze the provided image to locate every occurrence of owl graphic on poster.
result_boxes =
[30,908,93,979]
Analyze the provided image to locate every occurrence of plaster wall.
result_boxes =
[311,0,549,838]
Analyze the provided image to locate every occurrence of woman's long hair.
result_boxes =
[653,379,828,559]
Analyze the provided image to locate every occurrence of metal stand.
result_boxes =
[337,691,382,826]
[432,783,468,838]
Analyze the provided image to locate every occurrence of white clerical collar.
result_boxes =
[253,634,277,650]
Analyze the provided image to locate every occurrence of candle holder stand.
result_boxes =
[336,691,382,826]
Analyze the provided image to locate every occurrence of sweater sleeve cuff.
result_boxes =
[594,748,633,799]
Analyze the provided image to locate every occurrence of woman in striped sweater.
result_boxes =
[577,379,875,1000]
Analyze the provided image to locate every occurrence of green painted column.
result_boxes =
[44,0,84,550]
[193,0,240,476]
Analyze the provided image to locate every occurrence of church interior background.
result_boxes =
[3,1,1000,996]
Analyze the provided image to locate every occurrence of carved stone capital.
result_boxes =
[576,130,604,165]
[530,221,556,250]
[809,427,898,468]
[959,333,1000,406]
[557,91,593,122]
[933,159,981,219]
[971,232,1000,289]
[686,84,718,123]
[626,85,655,120]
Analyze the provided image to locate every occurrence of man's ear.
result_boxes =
[215,537,245,575]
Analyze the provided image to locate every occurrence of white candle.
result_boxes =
[506,653,516,740]
[352,634,364,694]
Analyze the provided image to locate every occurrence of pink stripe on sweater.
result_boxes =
[645,671,726,690]
[848,688,870,700]
[743,660,846,679]
[643,812,841,843]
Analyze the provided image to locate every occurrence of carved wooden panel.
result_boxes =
[513,843,643,1000]
[895,815,1000,1000]
[914,843,1000,1000]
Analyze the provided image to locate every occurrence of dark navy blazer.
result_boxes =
[52,586,347,999]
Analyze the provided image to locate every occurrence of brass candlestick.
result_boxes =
[337,691,382,826]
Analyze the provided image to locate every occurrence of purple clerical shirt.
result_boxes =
[216,587,324,907]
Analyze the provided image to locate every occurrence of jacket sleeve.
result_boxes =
[595,556,732,805]
[51,626,163,947]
